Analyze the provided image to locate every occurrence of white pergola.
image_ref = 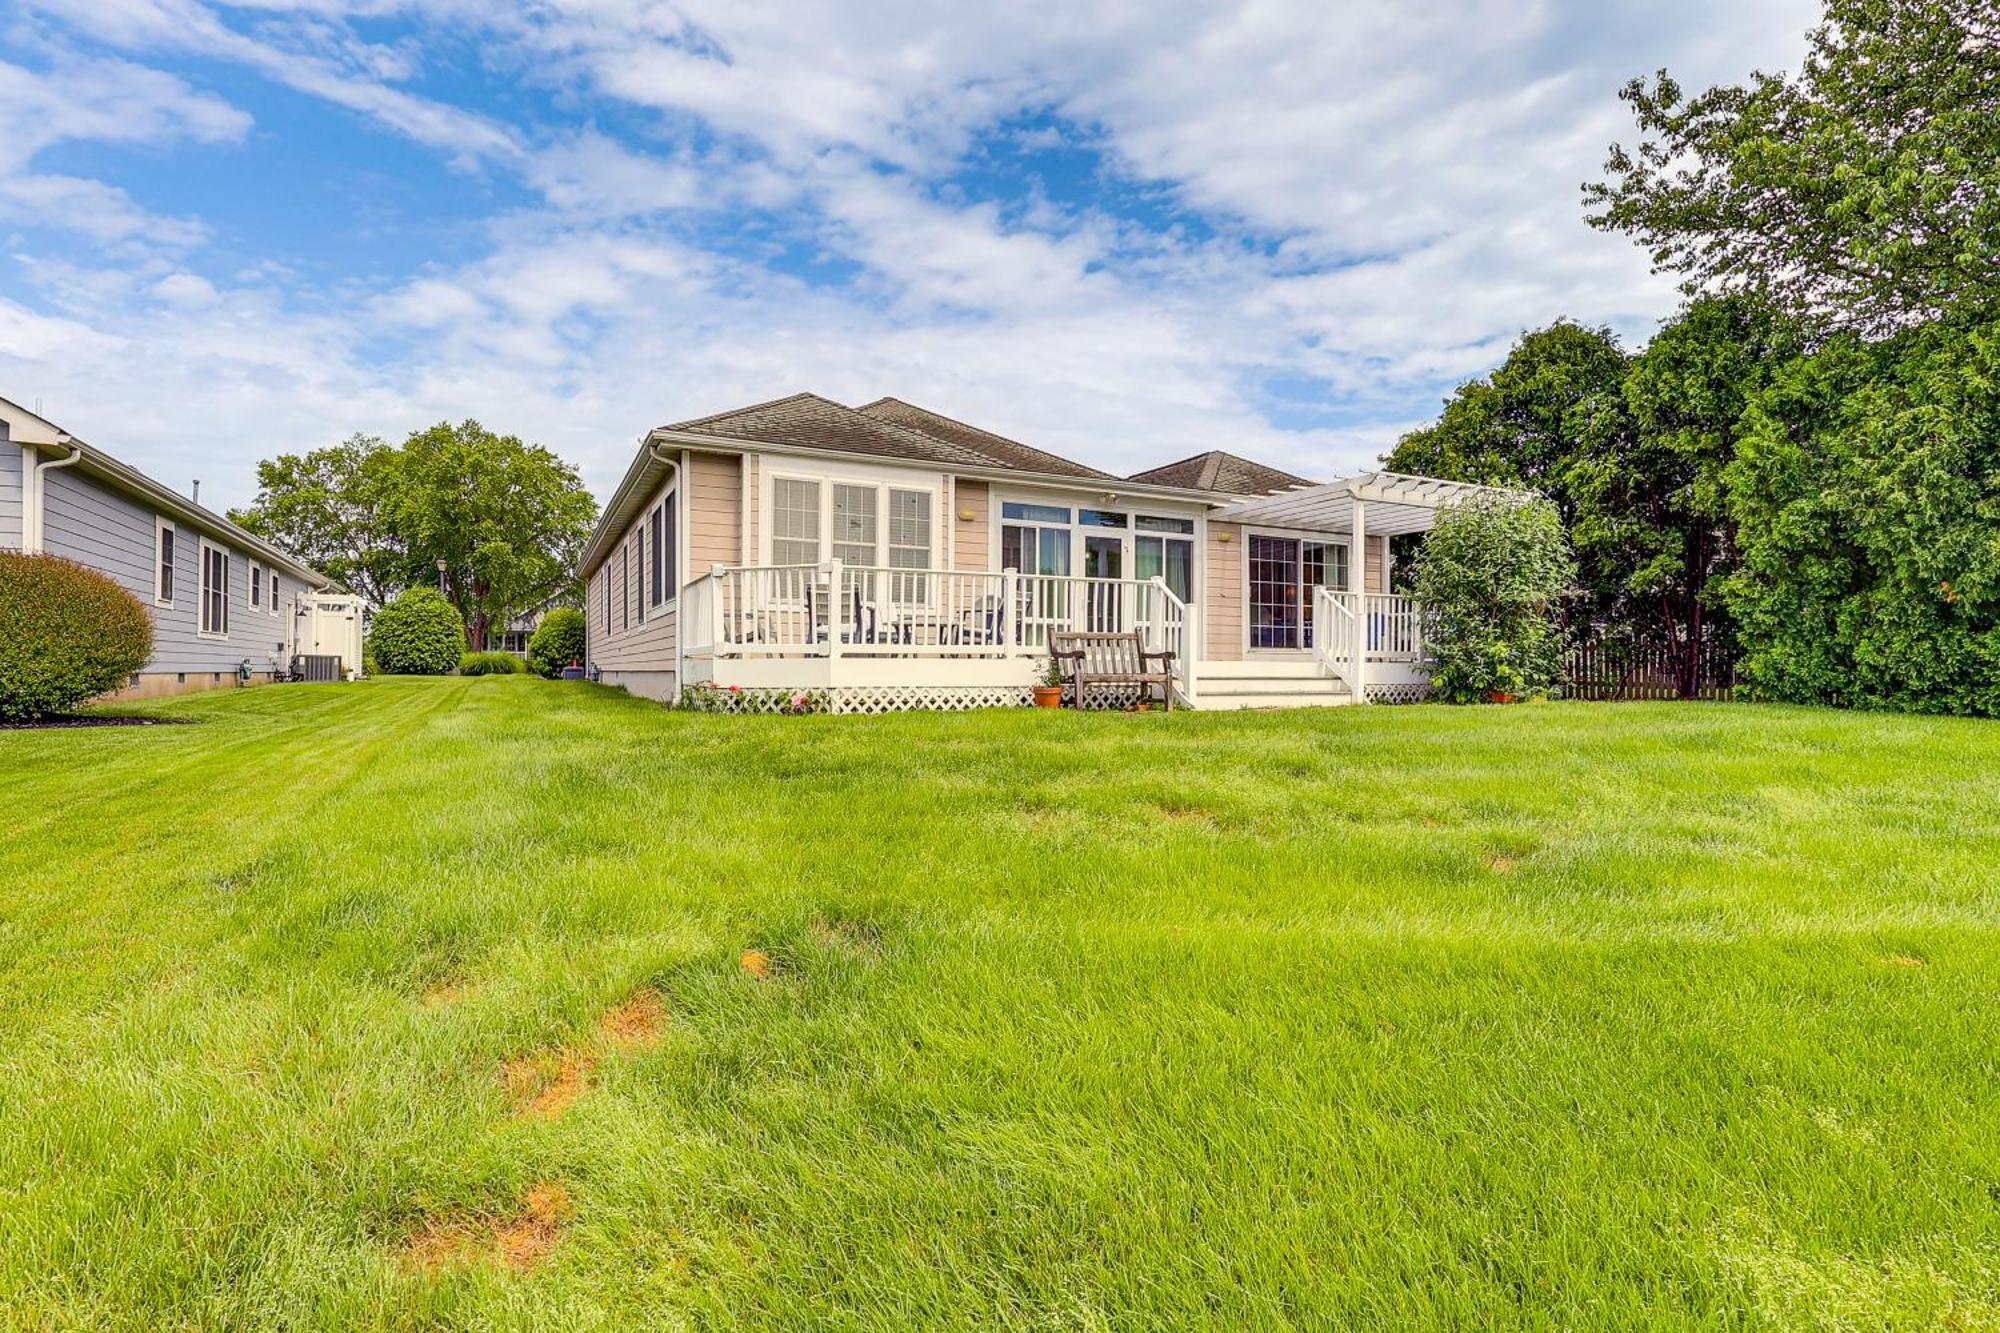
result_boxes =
[1208,470,1530,593]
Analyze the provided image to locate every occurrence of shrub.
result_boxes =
[458,650,525,676]
[1412,493,1576,703]
[1722,318,2000,715]
[0,552,154,719]
[367,587,466,675]
[526,606,587,679]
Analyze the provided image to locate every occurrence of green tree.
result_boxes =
[1568,298,1795,692]
[1386,321,1629,496]
[1585,0,2000,336]
[1411,495,1577,703]
[381,421,597,651]
[234,421,598,650]
[230,435,406,608]
[1721,316,2000,714]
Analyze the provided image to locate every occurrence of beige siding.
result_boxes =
[1365,534,1387,594]
[954,479,989,571]
[686,451,740,578]
[1203,522,1244,660]
[585,479,679,680]
[741,453,758,561]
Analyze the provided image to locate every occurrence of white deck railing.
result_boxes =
[685,561,1196,698]
[1313,590,1430,697]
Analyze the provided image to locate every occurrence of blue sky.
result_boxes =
[0,0,1818,513]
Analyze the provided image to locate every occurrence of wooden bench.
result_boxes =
[1049,631,1176,711]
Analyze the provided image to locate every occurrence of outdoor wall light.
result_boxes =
[958,508,976,522]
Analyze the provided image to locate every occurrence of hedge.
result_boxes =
[458,650,526,676]
[526,607,587,679]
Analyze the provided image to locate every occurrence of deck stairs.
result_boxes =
[1190,660,1354,710]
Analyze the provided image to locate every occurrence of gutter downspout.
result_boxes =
[23,440,81,554]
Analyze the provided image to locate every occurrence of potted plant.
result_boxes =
[1033,656,1065,709]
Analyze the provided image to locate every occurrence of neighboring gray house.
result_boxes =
[1,394,335,699]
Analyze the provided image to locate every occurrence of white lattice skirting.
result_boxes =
[682,684,1036,714]
[1364,681,1436,704]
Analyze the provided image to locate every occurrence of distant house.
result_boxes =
[577,392,1516,711]
[1,395,336,698]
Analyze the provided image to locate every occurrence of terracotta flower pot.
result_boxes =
[1487,689,1519,704]
[1032,685,1064,709]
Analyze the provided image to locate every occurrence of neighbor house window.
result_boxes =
[155,518,175,606]
[269,572,280,614]
[620,542,630,631]
[249,562,263,611]
[633,529,645,625]
[771,479,821,564]
[832,484,877,566]
[649,503,665,607]
[199,541,228,636]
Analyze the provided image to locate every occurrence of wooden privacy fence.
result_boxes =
[1564,638,1736,701]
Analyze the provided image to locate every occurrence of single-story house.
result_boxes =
[1,394,338,698]
[577,392,1513,711]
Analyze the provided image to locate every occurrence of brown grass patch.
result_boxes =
[1882,955,1926,969]
[1485,854,1516,873]
[401,1181,574,1275]
[740,949,773,980]
[810,919,882,956]
[420,977,474,1008]
[598,989,666,1050]
[504,1049,596,1119]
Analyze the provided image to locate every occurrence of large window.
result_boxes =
[1135,515,1195,603]
[1248,536,1349,650]
[155,519,175,606]
[249,561,263,613]
[999,501,1073,577]
[199,541,228,637]
[663,499,677,602]
[269,572,280,614]
[772,479,821,565]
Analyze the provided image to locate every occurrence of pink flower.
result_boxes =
[729,684,742,693]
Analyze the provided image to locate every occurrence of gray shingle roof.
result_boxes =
[665,392,995,469]
[1125,450,1314,496]
[854,397,1116,480]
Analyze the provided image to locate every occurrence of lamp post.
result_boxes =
[436,557,447,594]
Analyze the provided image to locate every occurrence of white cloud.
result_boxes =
[0,0,1825,515]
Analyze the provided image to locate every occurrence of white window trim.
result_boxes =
[268,569,281,616]
[197,536,230,640]
[989,489,1206,585]
[762,464,941,570]
[1240,524,1354,658]
[154,515,175,608]
[647,488,678,608]
[248,560,263,618]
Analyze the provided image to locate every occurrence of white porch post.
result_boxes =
[824,558,843,660]
[1349,497,1369,702]
[1001,566,1018,651]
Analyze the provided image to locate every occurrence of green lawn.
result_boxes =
[5,678,1999,1329]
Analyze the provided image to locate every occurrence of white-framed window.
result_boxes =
[771,478,821,565]
[269,571,281,615]
[249,561,263,613]
[887,489,931,571]
[831,483,877,566]
[632,528,645,625]
[198,539,229,638]
[649,496,675,606]
[154,517,175,607]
